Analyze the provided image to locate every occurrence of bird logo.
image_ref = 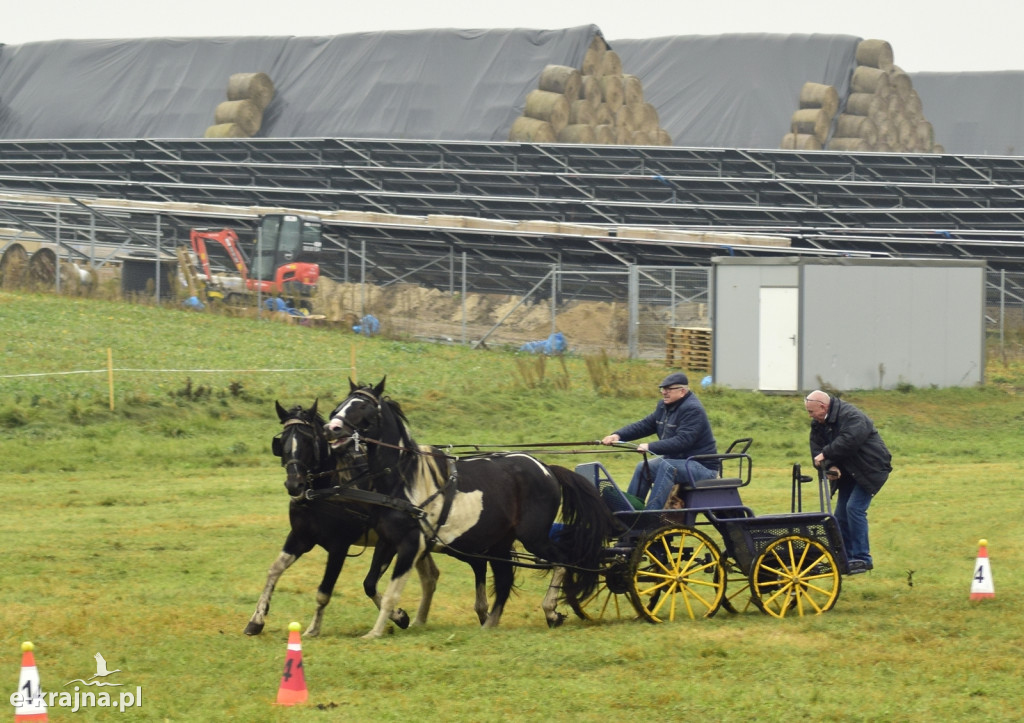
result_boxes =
[64,652,124,687]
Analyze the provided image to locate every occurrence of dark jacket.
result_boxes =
[615,391,718,467]
[809,396,892,494]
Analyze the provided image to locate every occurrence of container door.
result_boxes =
[758,287,799,391]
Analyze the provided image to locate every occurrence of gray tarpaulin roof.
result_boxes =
[1,27,1024,156]
[611,33,860,150]
[0,26,598,141]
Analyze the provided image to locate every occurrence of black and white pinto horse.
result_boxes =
[244,401,439,637]
[323,378,621,639]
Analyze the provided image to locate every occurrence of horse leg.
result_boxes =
[363,538,424,640]
[244,550,299,635]
[466,558,489,625]
[542,567,568,628]
[412,553,439,626]
[305,545,350,637]
[483,552,515,628]
[362,542,414,630]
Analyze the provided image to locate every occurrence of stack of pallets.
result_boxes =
[666,327,712,372]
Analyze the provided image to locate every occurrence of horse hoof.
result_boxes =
[393,608,411,630]
[546,612,567,629]
[244,622,264,636]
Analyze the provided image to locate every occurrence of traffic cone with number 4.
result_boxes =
[275,622,308,705]
[15,641,48,722]
[970,539,995,600]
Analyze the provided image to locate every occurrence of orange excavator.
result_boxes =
[185,213,322,311]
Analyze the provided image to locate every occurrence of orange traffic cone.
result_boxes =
[275,622,308,706]
[970,538,995,600]
[14,641,48,722]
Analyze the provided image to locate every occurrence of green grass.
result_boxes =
[2,289,1024,721]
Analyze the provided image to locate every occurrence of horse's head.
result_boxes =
[323,377,388,452]
[273,400,332,500]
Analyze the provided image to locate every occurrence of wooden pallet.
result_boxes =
[666,326,712,371]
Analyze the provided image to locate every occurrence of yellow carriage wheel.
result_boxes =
[720,561,757,614]
[628,526,725,623]
[749,535,841,618]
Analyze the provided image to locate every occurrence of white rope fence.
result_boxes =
[2,348,359,411]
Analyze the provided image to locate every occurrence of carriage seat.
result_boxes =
[673,439,753,510]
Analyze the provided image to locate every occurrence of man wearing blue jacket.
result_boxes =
[601,372,718,510]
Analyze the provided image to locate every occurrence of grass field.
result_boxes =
[2,290,1023,721]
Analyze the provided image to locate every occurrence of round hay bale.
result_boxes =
[633,102,660,132]
[569,99,594,125]
[598,50,622,77]
[592,103,613,127]
[931,143,945,154]
[557,124,596,144]
[539,65,582,102]
[781,133,822,150]
[599,75,624,109]
[227,72,275,109]
[897,117,916,148]
[905,89,924,119]
[915,120,935,148]
[828,137,871,152]
[524,89,569,133]
[615,104,636,132]
[834,114,878,146]
[886,94,905,120]
[631,130,652,146]
[851,66,891,95]
[623,74,644,106]
[855,39,894,71]
[204,122,250,138]
[508,116,556,143]
[615,124,632,145]
[214,99,263,136]
[799,82,839,117]
[876,119,898,148]
[889,67,913,97]
[654,128,672,146]
[580,75,602,108]
[790,108,832,144]
[594,124,616,144]
[582,35,607,76]
[845,92,884,117]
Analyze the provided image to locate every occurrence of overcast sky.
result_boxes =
[5,0,1022,73]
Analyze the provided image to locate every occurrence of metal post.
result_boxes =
[360,239,366,316]
[256,221,263,319]
[628,264,639,359]
[550,263,557,335]
[1000,269,1006,355]
[55,206,62,294]
[461,251,467,345]
[670,268,677,328]
[155,215,162,303]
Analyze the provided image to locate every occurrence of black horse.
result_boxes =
[323,378,621,638]
[244,400,439,637]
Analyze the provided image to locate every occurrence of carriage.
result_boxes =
[567,438,850,621]
[250,385,854,639]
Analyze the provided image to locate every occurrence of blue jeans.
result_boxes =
[835,483,875,565]
[626,457,718,510]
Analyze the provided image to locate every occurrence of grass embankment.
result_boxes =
[1,290,1023,721]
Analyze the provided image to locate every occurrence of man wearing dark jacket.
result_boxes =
[601,372,718,510]
[804,389,892,574]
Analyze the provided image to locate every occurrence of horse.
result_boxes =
[244,400,439,637]
[322,377,622,639]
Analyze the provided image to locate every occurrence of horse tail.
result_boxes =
[547,464,623,606]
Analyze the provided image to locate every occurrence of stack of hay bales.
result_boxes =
[783,82,839,150]
[204,72,275,138]
[781,39,942,154]
[509,35,673,146]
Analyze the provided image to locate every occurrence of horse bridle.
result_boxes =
[274,416,333,495]
[326,388,384,453]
